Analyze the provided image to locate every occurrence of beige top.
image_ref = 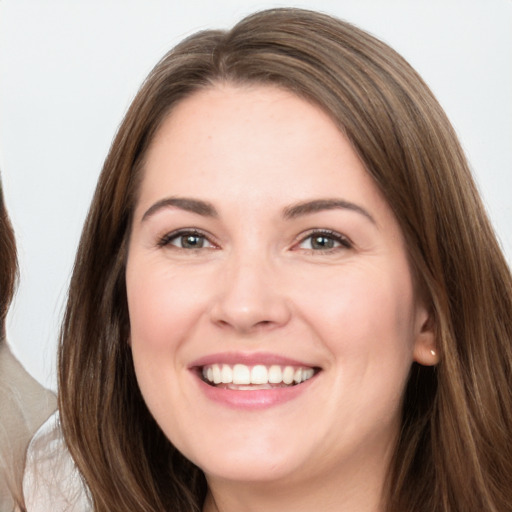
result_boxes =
[0,342,56,511]
[23,412,91,511]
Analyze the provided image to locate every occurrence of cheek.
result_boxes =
[298,262,417,363]
[126,261,208,434]
[126,262,209,351]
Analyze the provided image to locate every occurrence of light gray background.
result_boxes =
[1,0,511,391]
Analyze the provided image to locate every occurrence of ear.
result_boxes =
[412,305,439,366]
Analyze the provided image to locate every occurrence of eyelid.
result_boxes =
[293,229,353,251]
[157,228,218,249]
[156,227,352,252]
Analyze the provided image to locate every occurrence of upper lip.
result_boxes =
[189,351,318,369]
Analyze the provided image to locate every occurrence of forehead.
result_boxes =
[148,83,341,161]
[137,84,397,227]
[137,84,386,211]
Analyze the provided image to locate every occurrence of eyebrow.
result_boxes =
[141,196,375,225]
[142,197,218,221]
[283,199,376,224]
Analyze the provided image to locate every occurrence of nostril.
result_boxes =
[252,319,277,329]
[214,318,274,331]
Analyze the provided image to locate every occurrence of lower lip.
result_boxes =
[193,373,318,410]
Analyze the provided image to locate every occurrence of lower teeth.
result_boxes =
[213,382,296,390]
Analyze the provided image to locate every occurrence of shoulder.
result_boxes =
[23,412,92,512]
[0,343,56,442]
[0,343,57,511]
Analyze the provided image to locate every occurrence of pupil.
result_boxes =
[312,236,333,249]
[182,235,203,248]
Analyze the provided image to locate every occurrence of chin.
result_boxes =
[200,455,304,484]
[178,430,310,484]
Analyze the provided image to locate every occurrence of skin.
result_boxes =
[126,84,436,512]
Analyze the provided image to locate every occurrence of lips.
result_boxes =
[190,353,320,407]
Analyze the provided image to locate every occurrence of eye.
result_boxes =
[158,230,215,250]
[296,230,352,251]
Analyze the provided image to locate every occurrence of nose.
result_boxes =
[209,252,292,334]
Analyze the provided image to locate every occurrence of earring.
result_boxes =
[430,349,436,356]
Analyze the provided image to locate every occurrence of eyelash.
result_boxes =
[157,229,216,250]
[157,228,353,253]
[295,229,353,253]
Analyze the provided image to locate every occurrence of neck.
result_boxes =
[202,445,392,512]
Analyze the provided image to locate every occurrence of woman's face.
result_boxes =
[126,84,434,490]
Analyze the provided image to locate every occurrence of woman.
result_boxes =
[58,8,512,512]
[0,177,56,511]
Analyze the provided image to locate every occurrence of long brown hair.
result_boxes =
[0,178,17,340]
[0,177,25,510]
[59,8,512,511]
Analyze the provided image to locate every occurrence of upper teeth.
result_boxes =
[202,364,315,386]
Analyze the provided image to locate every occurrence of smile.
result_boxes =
[201,363,316,389]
